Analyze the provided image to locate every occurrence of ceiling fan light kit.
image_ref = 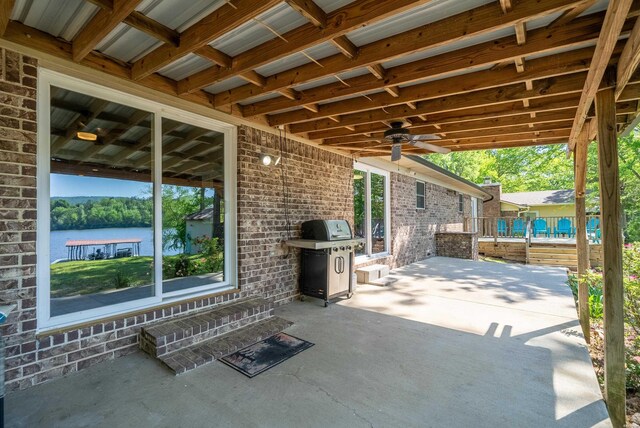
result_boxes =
[382,121,449,161]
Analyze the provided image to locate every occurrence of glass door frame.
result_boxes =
[36,69,237,331]
[354,161,390,260]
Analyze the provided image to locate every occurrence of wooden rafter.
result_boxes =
[568,0,634,149]
[285,0,327,28]
[131,0,280,80]
[211,0,584,106]
[287,71,590,133]
[176,0,431,95]
[330,36,359,59]
[240,12,619,117]
[550,0,598,27]
[266,45,611,126]
[73,0,143,62]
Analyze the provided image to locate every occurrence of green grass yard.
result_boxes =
[50,254,216,297]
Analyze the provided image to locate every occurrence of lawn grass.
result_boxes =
[50,253,221,297]
[51,257,154,297]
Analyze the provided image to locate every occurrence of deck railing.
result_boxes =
[466,215,601,243]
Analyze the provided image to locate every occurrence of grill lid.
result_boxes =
[301,220,353,241]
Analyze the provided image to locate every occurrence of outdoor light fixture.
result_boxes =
[259,154,281,166]
[353,172,363,180]
[76,131,98,141]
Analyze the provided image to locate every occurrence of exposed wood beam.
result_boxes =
[515,22,527,45]
[322,119,576,146]
[278,88,299,100]
[288,74,588,133]
[286,0,327,28]
[303,104,319,113]
[267,46,604,126]
[0,0,15,37]
[330,35,359,59]
[367,63,387,80]
[308,96,637,140]
[568,0,634,149]
[3,21,214,110]
[616,16,640,100]
[384,86,400,97]
[240,12,624,116]
[123,10,180,46]
[210,0,585,103]
[595,85,625,428]
[239,70,267,88]
[499,0,513,14]
[72,0,142,62]
[550,0,598,28]
[177,0,430,94]
[131,0,280,80]
[195,46,232,68]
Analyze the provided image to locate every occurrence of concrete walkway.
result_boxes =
[6,257,610,427]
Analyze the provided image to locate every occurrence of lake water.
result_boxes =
[50,227,180,263]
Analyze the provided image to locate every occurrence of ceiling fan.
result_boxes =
[384,121,450,161]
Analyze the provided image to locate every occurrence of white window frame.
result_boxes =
[354,161,390,261]
[416,180,425,210]
[36,69,237,331]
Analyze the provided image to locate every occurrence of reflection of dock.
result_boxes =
[65,238,142,261]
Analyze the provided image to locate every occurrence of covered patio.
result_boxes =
[6,258,608,427]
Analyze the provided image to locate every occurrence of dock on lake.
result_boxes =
[65,238,142,261]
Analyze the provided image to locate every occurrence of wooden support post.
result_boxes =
[575,122,591,343]
[596,83,625,428]
[494,218,498,246]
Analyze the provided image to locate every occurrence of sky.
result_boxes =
[51,174,151,198]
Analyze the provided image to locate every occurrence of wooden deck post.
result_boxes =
[596,83,625,428]
[575,123,591,343]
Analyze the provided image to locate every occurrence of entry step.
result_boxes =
[356,264,390,284]
[159,316,293,375]
[140,297,273,358]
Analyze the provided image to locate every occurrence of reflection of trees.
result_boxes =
[50,197,152,230]
[162,185,216,251]
[353,170,386,241]
[353,170,366,238]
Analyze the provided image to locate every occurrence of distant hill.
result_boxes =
[51,196,149,205]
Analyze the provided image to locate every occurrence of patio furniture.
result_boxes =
[512,218,525,237]
[532,218,551,237]
[554,218,575,238]
[497,219,507,236]
[587,217,601,243]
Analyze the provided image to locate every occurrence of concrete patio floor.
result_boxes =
[6,257,610,427]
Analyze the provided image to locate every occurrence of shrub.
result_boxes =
[113,269,132,289]
[174,254,191,277]
[567,270,604,319]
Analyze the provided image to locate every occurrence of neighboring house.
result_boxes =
[481,181,576,219]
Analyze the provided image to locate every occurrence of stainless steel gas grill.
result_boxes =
[285,220,364,307]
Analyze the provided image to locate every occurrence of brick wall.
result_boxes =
[236,126,353,305]
[0,48,40,392]
[390,172,474,268]
[435,232,479,260]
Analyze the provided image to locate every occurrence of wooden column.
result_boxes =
[596,84,625,428]
[575,123,591,343]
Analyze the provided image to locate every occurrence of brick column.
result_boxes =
[0,48,38,391]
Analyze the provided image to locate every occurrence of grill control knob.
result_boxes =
[347,246,352,250]
[340,246,345,250]
[333,248,338,252]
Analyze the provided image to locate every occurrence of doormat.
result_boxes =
[219,332,314,378]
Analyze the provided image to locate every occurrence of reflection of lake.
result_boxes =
[50,227,180,263]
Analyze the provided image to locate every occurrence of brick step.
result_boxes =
[140,297,273,358]
[159,316,294,375]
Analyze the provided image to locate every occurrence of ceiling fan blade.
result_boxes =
[391,144,402,161]
[409,134,441,141]
[411,141,451,154]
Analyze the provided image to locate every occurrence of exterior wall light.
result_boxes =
[260,154,281,166]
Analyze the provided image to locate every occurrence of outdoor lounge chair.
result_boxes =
[497,219,507,236]
[512,218,525,236]
[587,217,601,243]
[532,218,551,237]
[554,218,575,237]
